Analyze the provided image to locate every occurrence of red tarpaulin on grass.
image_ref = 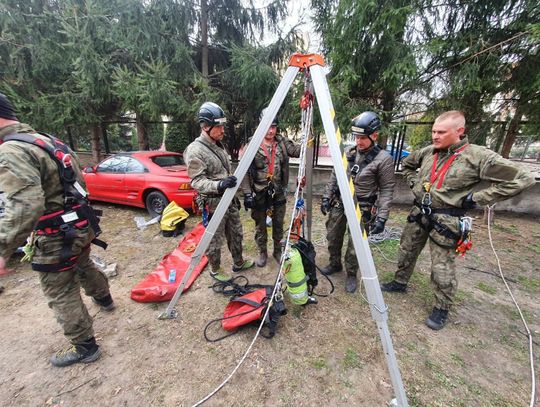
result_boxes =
[130,222,208,303]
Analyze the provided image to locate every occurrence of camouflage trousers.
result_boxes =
[394,208,459,310]
[38,247,110,344]
[251,191,287,254]
[207,204,244,271]
[325,203,371,276]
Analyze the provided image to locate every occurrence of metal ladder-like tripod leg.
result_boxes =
[158,52,408,407]
[159,65,300,320]
[310,63,408,407]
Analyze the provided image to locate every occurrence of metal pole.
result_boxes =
[310,63,408,407]
[159,66,300,319]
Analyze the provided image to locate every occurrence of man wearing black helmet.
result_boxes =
[320,111,396,293]
[184,102,254,281]
[240,108,301,266]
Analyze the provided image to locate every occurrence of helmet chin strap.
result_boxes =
[203,125,217,141]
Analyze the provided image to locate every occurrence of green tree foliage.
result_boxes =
[311,0,419,138]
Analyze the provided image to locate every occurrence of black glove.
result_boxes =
[370,217,386,235]
[244,193,254,210]
[217,176,237,194]
[461,192,476,210]
[321,197,331,215]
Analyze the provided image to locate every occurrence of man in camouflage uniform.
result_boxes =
[320,111,395,293]
[184,102,254,282]
[381,110,535,330]
[0,93,114,367]
[241,109,301,267]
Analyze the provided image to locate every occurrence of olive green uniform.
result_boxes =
[241,135,301,254]
[0,123,110,344]
[184,133,245,271]
[394,136,535,310]
[323,145,395,275]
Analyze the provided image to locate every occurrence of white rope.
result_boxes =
[368,226,402,264]
[191,84,315,407]
[486,205,536,407]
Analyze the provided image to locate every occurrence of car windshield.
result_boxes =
[151,155,184,167]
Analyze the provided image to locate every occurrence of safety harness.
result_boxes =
[409,144,474,253]
[329,145,381,224]
[248,138,288,217]
[3,132,106,272]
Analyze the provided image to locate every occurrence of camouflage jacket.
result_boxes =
[403,136,536,208]
[184,133,234,212]
[0,123,93,262]
[323,145,396,220]
[241,134,301,195]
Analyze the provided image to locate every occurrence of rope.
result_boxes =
[368,226,403,264]
[486,205,536,407]
[191,71,315,407]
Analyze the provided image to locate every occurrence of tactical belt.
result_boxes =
[409,201,464,241]
[33,206,107,272]
[413,200,466,217]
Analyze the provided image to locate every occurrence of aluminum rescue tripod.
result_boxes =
[159,53,408,406]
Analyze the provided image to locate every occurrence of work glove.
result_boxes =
[244,193,254,211]
[217,176,237,194]
[321,197,331,216]
[370,217,386,235]
[461,193,476,210]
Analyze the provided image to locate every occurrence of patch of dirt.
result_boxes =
[0,201,538,406]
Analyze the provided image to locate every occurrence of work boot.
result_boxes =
[255,252,267,267]
[345,276,357,293]
[92,294,115,312]
[425,307,449,331]
[50,337,101,367]
[232,259,255,273]
[320,264,343,276]
[272,247,282,264]
[210,268,232,281]
[380,280,407,293]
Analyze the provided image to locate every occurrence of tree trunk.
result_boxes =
[500,102,525,159]
[136,114,149,151]
[91,124,102,164]
[201,0,209,78]
[380,90,395,148]
[102,123,110,154]
[66,126,76,151]
[493,122,508,153]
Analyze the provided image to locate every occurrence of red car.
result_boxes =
[83,151,194,216]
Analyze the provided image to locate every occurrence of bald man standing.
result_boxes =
[381,111,535,330]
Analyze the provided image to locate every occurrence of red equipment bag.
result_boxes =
[130,222,208,302]
[222,288,270,331]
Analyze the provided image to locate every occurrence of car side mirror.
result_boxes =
[83,166,96,173]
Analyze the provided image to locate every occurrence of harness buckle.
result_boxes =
[420,192,432,215]
[59,223,71,233]
[350,164,360,176]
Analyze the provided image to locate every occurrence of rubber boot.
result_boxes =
[255,252,267,267]
[345,275,357,293]
[320,264,343,276]
[425,307,449,330]
[210,267,232,281]
[50,337,101,367]
[92,294,115,311]
[232,259,255,273]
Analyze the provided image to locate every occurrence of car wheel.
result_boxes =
[145,191,169,217]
